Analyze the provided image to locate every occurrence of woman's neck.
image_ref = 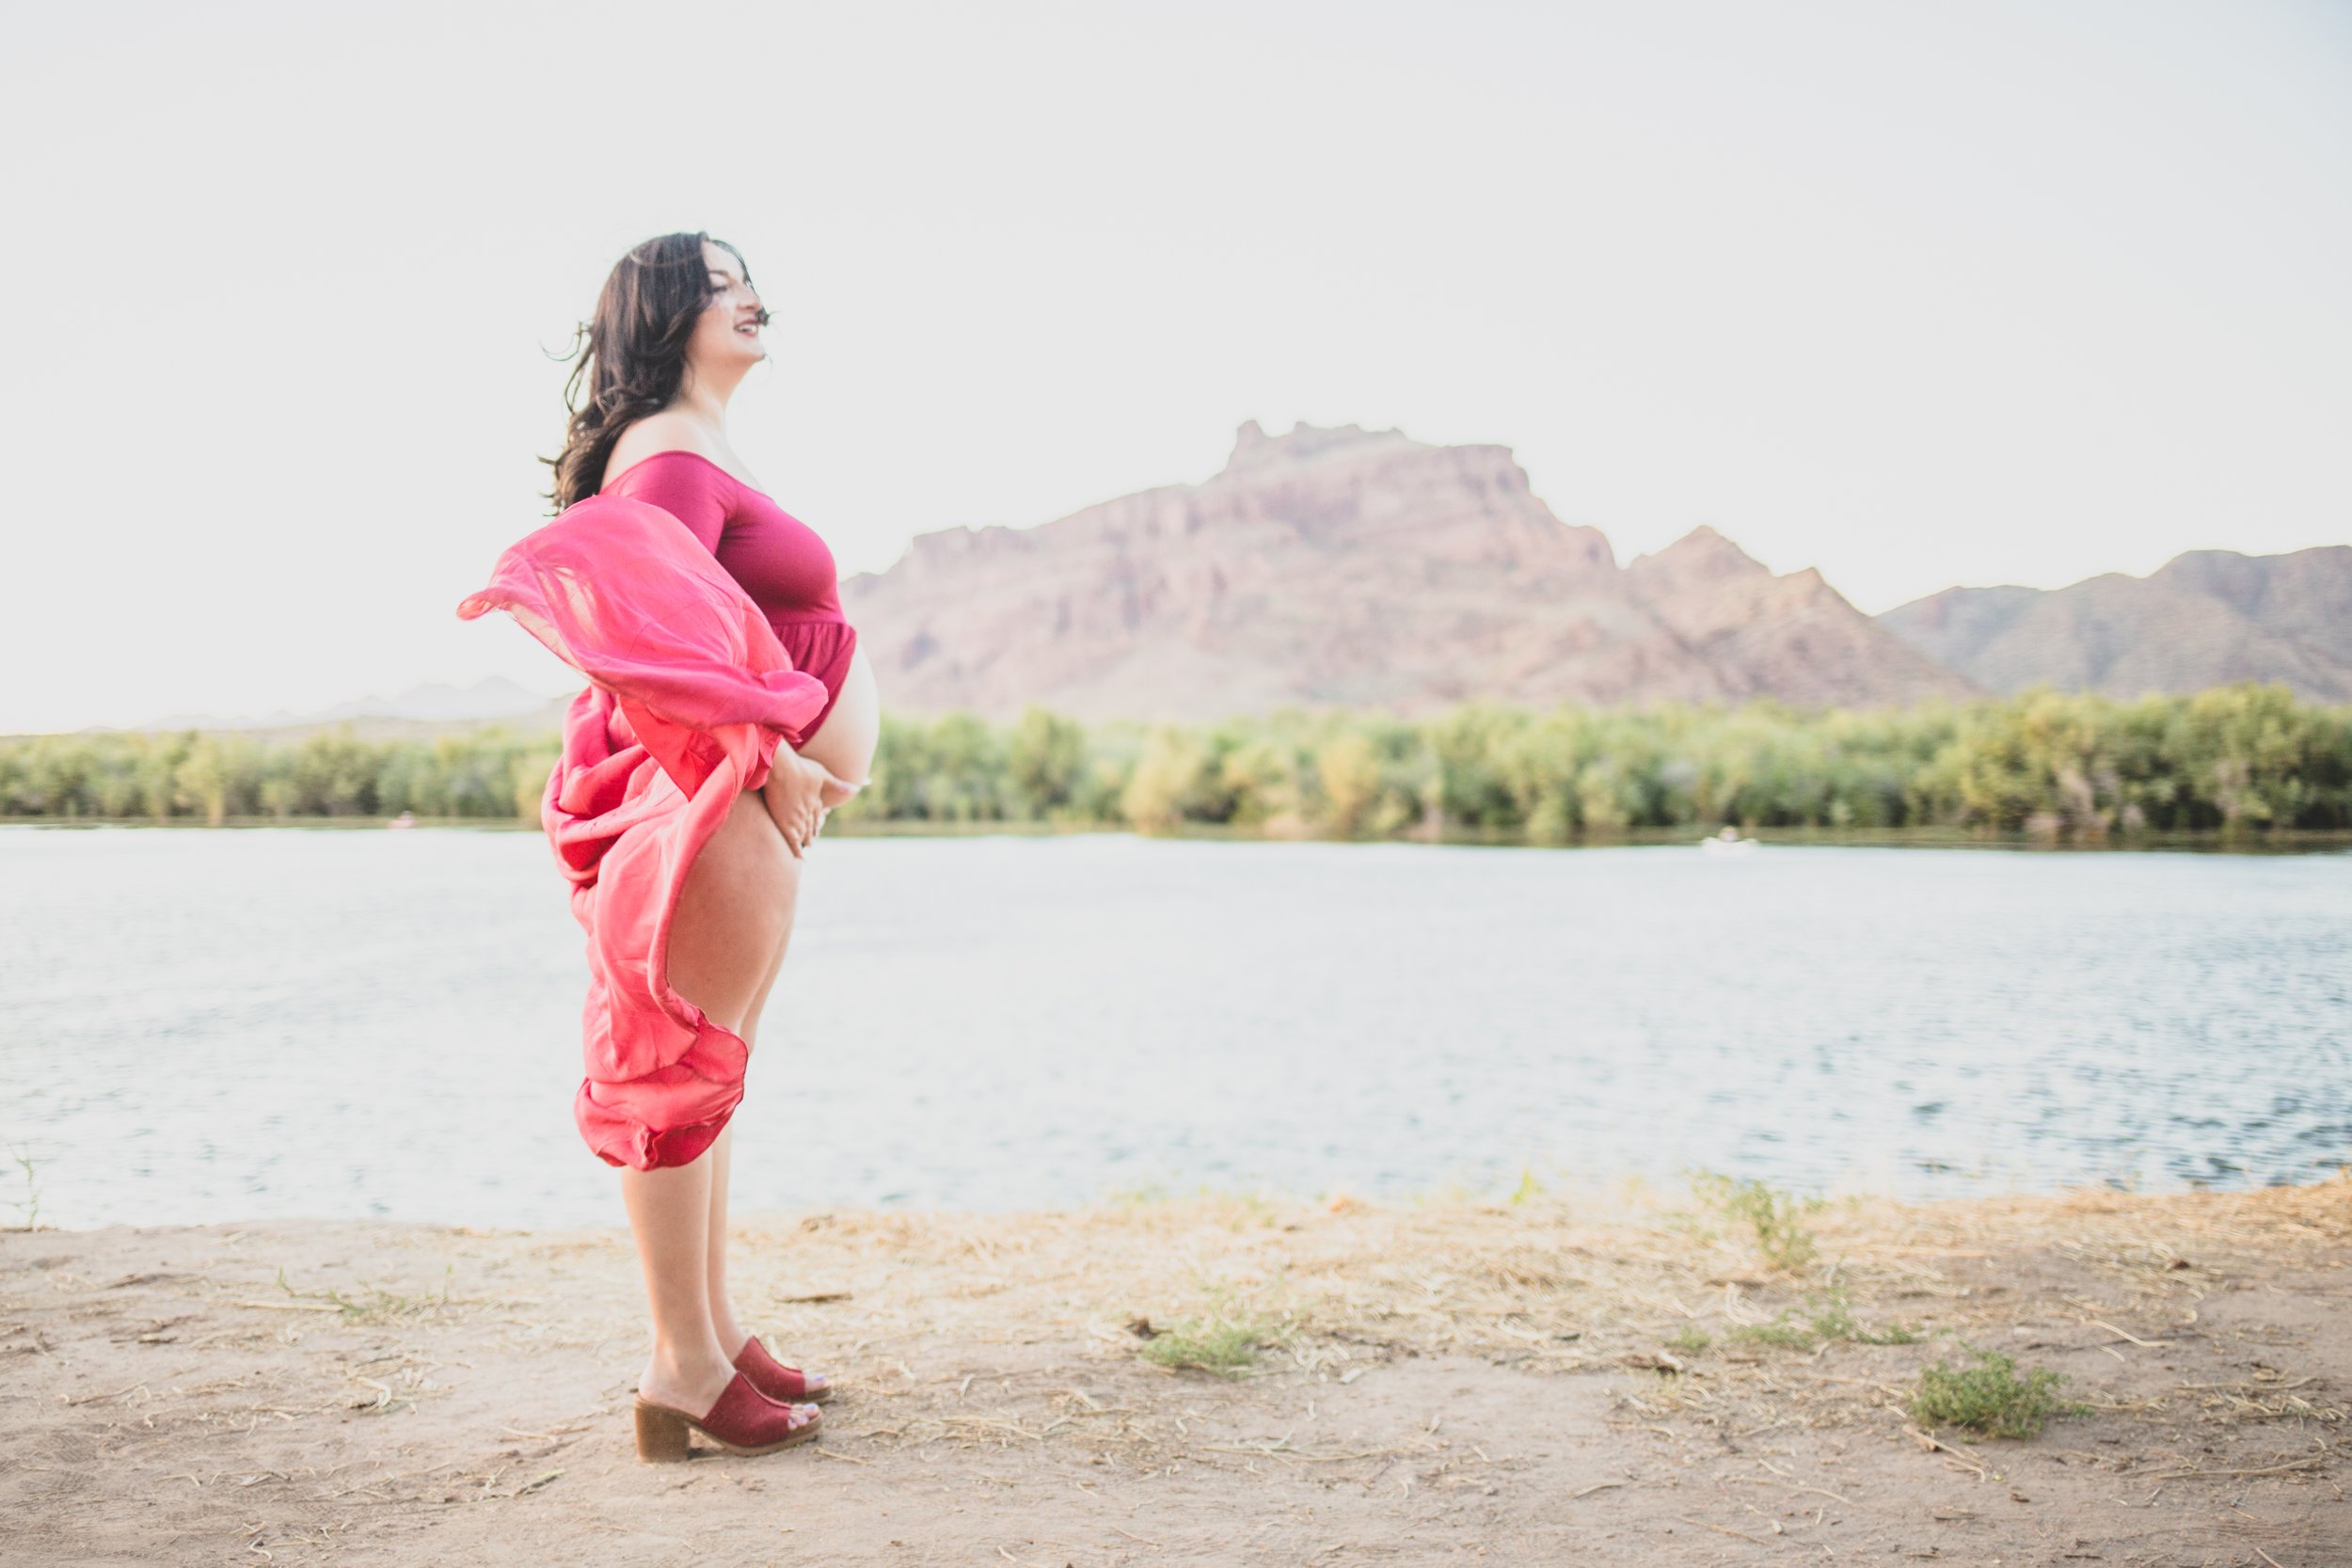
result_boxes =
[670,369,737,433]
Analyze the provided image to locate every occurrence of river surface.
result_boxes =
[0,826,2344,1230]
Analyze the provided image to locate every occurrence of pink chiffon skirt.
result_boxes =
[456,493,831,1171]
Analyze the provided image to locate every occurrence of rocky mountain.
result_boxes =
[1622,527,1972,707]
[1877,546,2352,703]
[839,420,1972,722]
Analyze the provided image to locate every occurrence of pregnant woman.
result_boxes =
[459,231,878,1461]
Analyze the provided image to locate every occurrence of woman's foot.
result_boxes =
[633,1370,821,1461]
[734,1333,835,1403]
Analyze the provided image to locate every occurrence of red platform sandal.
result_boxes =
[633,1369,822,1461]
[734,1333,836,1404]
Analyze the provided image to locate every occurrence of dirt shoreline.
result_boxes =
[6,1181,2347,1566]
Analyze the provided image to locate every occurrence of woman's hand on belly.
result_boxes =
[760,752,852,857]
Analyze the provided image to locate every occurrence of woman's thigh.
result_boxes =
[666,789,799,1037]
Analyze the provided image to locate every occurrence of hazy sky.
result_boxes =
[5,0,2347,732]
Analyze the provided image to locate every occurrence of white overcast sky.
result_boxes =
[3,0,2347,732]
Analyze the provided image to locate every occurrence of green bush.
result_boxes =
[1909,1347,2086,1439]
[1135,1289,1285,1378]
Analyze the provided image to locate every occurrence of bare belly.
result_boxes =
[790,640,880,789]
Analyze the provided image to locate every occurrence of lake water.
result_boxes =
[0,826,2344,1231]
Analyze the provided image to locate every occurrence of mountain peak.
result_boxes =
[1220,419,1416,477]
[1629,525,1770,581]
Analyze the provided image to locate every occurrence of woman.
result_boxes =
[462,231,879,1460]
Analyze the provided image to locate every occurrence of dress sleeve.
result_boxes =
[604,451,730,554]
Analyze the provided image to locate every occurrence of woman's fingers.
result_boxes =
[816,767,860,807]
[769,755,838,853]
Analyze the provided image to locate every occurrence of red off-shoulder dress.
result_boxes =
[601,449,860,741]
[456,456,855,1172]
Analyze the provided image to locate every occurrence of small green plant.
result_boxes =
[1139,1318,1263,1376]
[1691,1172,1823,1271]
[3,1142,42,1231]
[1731,1293,1922,1350]
[1908,1346,2087,1439]
[1664,1326,1711,1356]
[1807,1295,1921,1346]
[1509,1166,1543,1205]
[1136,1288,1285,1378]
[1733,1314,1822,1348]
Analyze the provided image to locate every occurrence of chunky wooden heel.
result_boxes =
[630,1371,820,1463]
[634,1399,692,1462]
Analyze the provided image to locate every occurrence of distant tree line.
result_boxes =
[3,684,2345,838]
[0,728,559,827]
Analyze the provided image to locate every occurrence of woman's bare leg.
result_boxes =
[620,788,800,1414]
[703,1122,747,1360]
[706,858,799,1359]
[667,788,800,1038]
[619,1158,732,1414]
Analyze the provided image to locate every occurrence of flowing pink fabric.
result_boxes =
[455,493,830,1170]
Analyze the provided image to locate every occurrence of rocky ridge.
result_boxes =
[841,420,1969,721]
[1878,546,2352,703]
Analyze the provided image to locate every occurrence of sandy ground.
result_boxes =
[4,1180,2347,1567]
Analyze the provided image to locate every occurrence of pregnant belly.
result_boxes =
[792,640,879,789]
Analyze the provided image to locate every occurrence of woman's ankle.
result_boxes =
[710,1304,750,1361]
[641,1341,736,1413]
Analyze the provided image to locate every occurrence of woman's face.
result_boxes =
[688,241,767,374]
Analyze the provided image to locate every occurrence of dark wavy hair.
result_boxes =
[542,231,768,513]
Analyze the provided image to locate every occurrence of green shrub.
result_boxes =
[1139,1319,1262,1376]
[1136,1288,1284,1378]
[1909,1347,2086,1438]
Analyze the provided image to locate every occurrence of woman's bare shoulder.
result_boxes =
[599,411,723,490]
